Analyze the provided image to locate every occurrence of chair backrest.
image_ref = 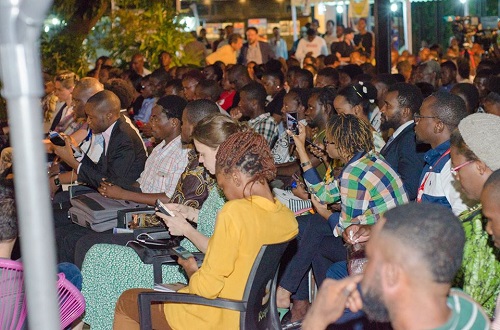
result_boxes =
[240,240,291,330]
[57,273,86,329]
[0,259,27,330]
[0,259,85,330]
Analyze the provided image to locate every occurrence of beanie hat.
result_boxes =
[458,113,500,171]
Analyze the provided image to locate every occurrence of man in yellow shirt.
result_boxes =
[205,33,243,65]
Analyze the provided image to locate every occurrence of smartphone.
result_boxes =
[155,199,175,217]
[170,246,194,260]
[286,112,299,145]
[49,131,66,146]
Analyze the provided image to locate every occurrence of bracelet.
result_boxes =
[300,161,311,168]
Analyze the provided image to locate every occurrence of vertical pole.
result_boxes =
[292,5,298,41]
[374,0,391,73]
[403,0,413,53]
[0,0,60,329]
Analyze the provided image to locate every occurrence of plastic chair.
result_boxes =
[0,259,86,329]
[138,240,291,330]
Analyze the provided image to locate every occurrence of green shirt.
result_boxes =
[434,289,490,330]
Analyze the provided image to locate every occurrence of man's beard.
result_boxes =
[380,111,402,132]
[362,281,391,322]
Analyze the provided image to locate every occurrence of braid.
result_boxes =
[216,131,277,185]
[327,114,374,158]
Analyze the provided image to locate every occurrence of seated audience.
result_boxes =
[113,130,298,329]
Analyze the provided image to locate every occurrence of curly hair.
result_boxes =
[327,114,374,159]
[216,131,276,193]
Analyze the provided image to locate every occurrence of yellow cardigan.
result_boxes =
[164,196,298,329]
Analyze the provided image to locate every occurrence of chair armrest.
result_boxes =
[151,255,176,284]
[138,292,247,330]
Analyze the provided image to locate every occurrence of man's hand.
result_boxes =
[98,180,124,199]
[167,203,199,223]
[177,256,198,278]
[302,276,363,330]
[230,107,243,120]
[343,224,372,245]
[52,135,80,170]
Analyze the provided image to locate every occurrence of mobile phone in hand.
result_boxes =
[155,199,175,217]
[49,131,66,146]
[170,246,194,260]
[286,112,299,145]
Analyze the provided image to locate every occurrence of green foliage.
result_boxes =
[89,2,202,70]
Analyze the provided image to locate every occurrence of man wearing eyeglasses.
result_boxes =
[379,83,429,201]
[414,91,472,215]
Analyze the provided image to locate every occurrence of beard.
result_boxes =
[362,280,391,322]
[380,111,402,132]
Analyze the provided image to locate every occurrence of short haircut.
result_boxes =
[317,68,340,86]
[450,83,480,114]
[156,95,187,120]
[323,54,339,66]
[227,64,250,85]
[484,169,500,198]
[382,203,465,283]
[388,82,423,115]
[228,33,242,45]
[87,90,121,116]
[195,79,222,102]
[104,78,135,109]
[0,181,16,241]
[265,59,283,74]
[295,69,314,89]
[373,73,397,88]
[415,82,435,98]
[240,82,267,109]
[246,26,258,34]
[263,70,284,85]
[184,99,219,125]
[440,60,457,72]
[428,91,468,132]
[165,79,183,95]
[456,57,470,80]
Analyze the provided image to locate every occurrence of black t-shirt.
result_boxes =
[265,89,286,117]
[331,42,355,58]
[354,32,373,53]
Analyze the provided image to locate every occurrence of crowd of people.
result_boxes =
[1,17,500,329]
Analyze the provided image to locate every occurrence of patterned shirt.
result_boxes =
[248,112,278,147]
[137,135,189,197]
[170,147,215,210]
[303,151,408,233]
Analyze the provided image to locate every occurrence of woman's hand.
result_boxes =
[98,180,124,199]
[286,122,307,153]
[178,256,199,278]
[311,195,332,220]
[156,211,193,237]
[342,224,372,245]
[166,203,199,223]
[307,142,328,163]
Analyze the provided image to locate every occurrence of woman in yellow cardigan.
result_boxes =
[113,130,298,329]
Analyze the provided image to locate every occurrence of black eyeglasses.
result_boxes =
[413,113,439,121]
[323,137,335,146]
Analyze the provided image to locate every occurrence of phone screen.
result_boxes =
[49,131,66,146]
[286,112,299,145]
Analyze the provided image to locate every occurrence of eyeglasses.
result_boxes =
[451,160,475,175]
[323,137,335,146]
[413,113,439,121]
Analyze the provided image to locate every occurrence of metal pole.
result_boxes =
[292,5,298,41]
[374,0,391,74]
[402,0,413,53]
[0,0,60,329]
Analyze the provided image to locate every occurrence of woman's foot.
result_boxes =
[277,286,292,308]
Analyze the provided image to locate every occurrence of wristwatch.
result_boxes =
[53,174,61,187]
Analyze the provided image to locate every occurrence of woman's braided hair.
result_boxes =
[216,131,277,190]
[327,114,374,159]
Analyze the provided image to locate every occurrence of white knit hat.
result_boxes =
[459,113,500,171]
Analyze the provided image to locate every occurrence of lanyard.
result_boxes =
[416,148,451,203]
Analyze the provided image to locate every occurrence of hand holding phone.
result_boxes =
[286,113,299,145]
[170,246,194,260]
[155,199,175,217]
[49,131,66,146]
